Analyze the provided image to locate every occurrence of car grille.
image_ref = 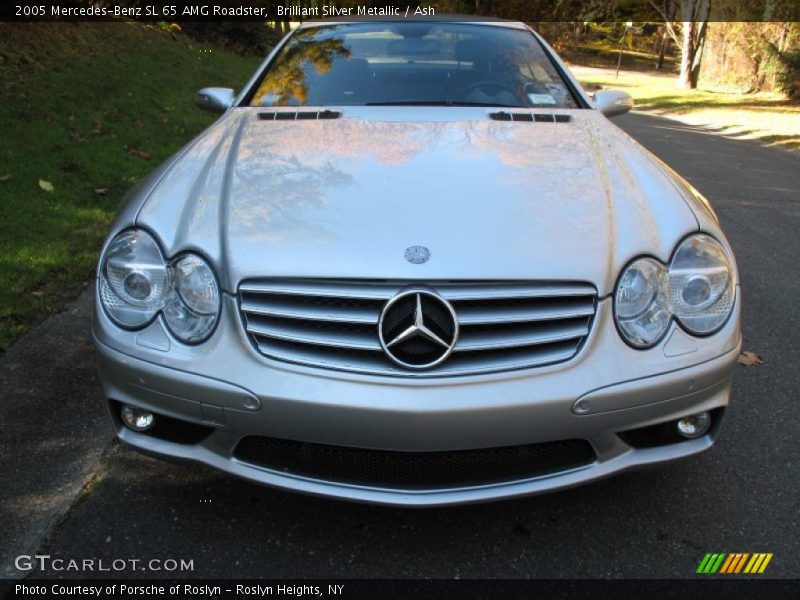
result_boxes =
[238,280,596,377]
[233,436,596,490]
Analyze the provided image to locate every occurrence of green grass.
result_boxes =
[0,23,259,352]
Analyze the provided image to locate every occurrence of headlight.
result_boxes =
[163,254,220,343]
[100,230,170,328]
[667,234,734,334]
[99,230,220,343]
[615,258,671,347]
[614,234,735,348]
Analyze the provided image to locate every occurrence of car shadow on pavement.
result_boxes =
[32,441,732,579]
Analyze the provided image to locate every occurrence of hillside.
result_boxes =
[0,23,259,352]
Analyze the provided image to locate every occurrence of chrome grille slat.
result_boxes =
[254,337,581,377]
[455,320,590,353]
[439,283,595,300]
[240,281,397,300]
[255,339,395,372]
[456,300,594,325]
[241,297,380,324]
[444,343,579,374]
[246,318,382,352]
[239,280,597,377]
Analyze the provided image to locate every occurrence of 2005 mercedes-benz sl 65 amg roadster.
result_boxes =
[94,16,741,506]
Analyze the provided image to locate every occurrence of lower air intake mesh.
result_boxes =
[233,436,596,489]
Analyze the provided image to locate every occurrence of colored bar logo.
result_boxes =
[696,553,773,574]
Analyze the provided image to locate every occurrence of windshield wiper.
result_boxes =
[365,100,524,108]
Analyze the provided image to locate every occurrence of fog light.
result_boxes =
[676,411,711,439]
[121,404,155,432]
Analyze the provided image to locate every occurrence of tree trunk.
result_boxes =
[656,27,668,70]
[676,0,710,89]
[689,21,708,87]
[778,23,790,52]
[679,21,696,88]
[572,22,582,53]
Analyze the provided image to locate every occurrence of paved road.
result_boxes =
[3,112,799,580]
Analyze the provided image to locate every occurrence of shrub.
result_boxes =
[763,41,800,99]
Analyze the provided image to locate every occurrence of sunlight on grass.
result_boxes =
[570,65,800,151]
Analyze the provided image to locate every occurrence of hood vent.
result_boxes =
[489,112,572,123]
[258,110,341,121]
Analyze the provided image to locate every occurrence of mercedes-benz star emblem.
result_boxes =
[378,290,458,370]
[404,245,431,264]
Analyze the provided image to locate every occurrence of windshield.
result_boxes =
[247,23,580,109]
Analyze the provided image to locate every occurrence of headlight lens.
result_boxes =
[615,234,735,347]
[100,230,170,327]
[163,254,220,343]
[615,258,671,347]
[99,230,220,342]
[667,234,734,334]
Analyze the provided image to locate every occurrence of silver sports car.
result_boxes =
[93,17,741,506]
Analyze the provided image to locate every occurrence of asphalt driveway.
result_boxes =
[2,112,798,579]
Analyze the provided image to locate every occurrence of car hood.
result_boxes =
[135,108,700,296]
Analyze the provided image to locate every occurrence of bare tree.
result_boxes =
[655,1,677,70]
[650,0,711,88]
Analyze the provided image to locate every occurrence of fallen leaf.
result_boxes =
[0,174,10,182]
[38,179,54,192]
[127,146,153,160]
[92,187,108,195]
[737,351,764,366]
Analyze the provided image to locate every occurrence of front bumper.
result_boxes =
[93,292,741,506]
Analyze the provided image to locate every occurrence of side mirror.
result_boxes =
[195,87,234,113]
[593,90,633,118]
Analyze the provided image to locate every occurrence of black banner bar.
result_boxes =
[3,579,800,600]
[1,0,799,22]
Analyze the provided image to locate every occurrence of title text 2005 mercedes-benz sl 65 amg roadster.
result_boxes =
[93,16,741,506]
